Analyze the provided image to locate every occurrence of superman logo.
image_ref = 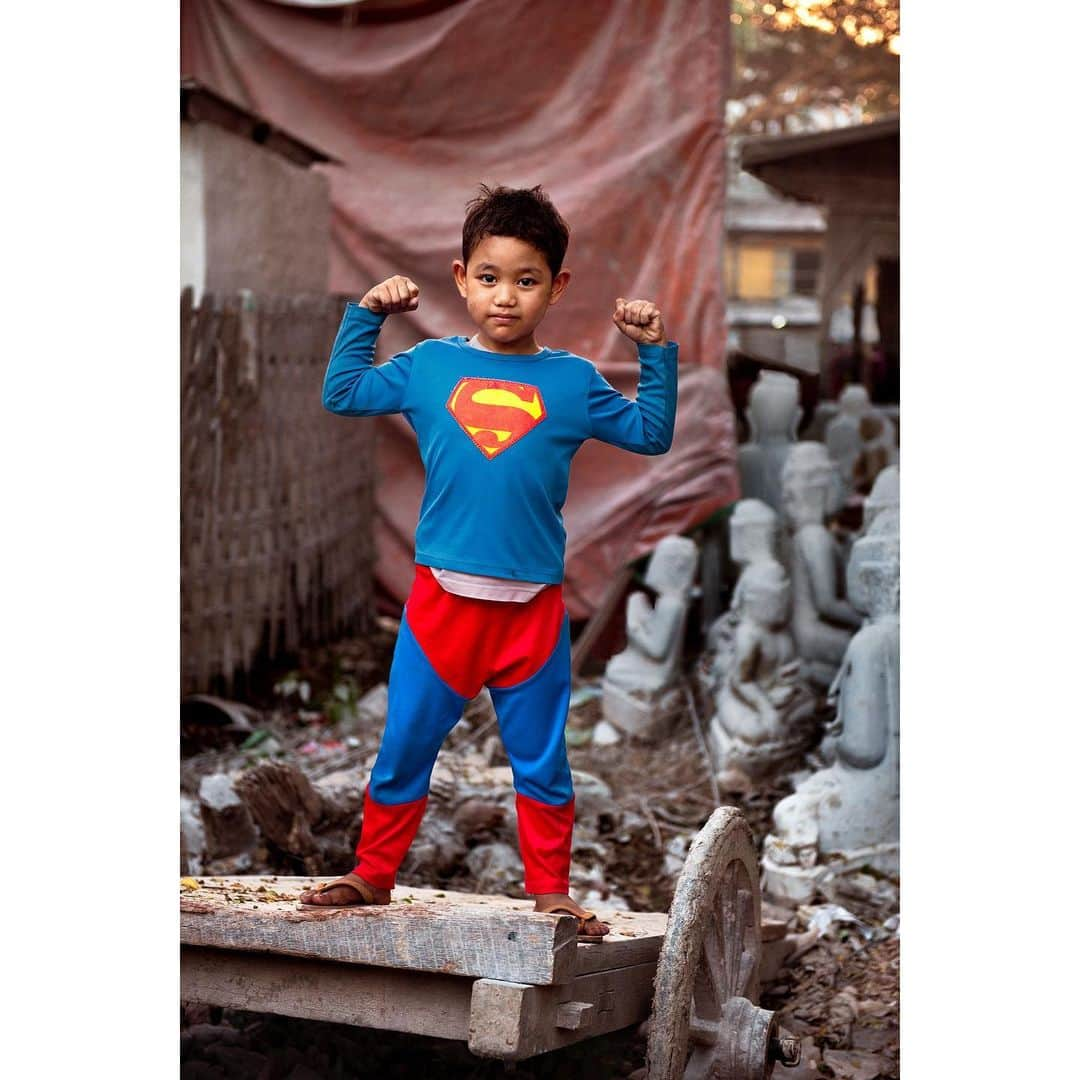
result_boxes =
[446,377,547,459]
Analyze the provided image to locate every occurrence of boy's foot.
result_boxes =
[297,872,390,907]
[532,892,610,940]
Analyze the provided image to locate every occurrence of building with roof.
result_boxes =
[726,148,827,373]
[741,115,899,403]
[181,78,338,300]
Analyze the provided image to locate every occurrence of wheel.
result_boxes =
[646,808,797,1080]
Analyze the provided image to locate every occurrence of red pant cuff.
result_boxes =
[524,878,571,895]
[352,863,397,891]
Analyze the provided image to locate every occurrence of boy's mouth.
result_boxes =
[491,315,518,324]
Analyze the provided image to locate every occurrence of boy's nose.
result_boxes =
[494,287,516,306]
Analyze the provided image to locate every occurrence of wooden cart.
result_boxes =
[181,807,801,1079]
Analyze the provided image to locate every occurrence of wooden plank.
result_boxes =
[572,909,667,977]
[182,946,472,1041]
[181,877,781,986]
[467,963,657,1061]
[181,877,579,985]
[181,877,671,983]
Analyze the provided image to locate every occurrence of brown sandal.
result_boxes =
[538,905,609,943]
[297,873,390,909]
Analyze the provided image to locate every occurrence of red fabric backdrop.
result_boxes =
[181,0,739,618]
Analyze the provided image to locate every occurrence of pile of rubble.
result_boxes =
[180,623,898,1078]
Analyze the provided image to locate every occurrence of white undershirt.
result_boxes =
[430,567,549,603]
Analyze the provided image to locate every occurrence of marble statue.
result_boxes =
[762,516,900,902]
[738,372,801,514]
[707,560,817,780]
[861,464,899,535]
[781,442,862,688]
[825,385,898,498]
[702,500,782,693]
[602,535,699,741]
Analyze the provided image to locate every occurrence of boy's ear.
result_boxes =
[451,259,468,298]
[548,268,571,306]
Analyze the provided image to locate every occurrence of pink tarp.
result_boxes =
[181,0,739,619]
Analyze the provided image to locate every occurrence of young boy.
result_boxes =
[299,185,677,940]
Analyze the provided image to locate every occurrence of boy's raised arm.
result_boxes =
[322,275,421,417]
[587,298,678,455]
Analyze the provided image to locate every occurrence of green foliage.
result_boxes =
[323,675,362,728]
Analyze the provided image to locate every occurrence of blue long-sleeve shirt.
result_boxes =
[323,302,678,584]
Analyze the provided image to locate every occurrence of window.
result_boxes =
[736,246,788,299]
[793,250,821,296]
[728,242,823,300]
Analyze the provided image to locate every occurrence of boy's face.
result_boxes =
[452,235,570,354]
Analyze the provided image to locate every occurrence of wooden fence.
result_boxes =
[181,289,375,696]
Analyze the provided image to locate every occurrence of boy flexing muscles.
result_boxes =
[300,185,677,941]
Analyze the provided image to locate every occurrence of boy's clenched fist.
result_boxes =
[613,298,666,346]
[361,275,420,314]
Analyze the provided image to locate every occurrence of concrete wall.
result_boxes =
[181,120,331,299]
[180,123,207,298]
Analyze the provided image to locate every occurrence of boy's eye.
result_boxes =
[479,273,496,284]
[518,278,537,287]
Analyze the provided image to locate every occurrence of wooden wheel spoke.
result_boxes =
[693,917,728,1021]
[735,948,757,999]
[734,887,757,996]
[721,875,740,997]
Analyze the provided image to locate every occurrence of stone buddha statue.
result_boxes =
[825,385,898,498]
[738,372,802,514]
[762,519,900,900]
[707,560,817,780]
[862,464,899,535]
[781,442,861,688]
[602,535,699,741]
[702,499,782,693]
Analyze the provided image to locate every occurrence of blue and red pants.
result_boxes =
[353,564,575,894]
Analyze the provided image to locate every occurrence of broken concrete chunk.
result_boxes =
[356,682,388,721]
[464,842,524,894]
[590,719,622,746]
[452,798,506,841]
[180,792,206,875]
[198,772,257,859]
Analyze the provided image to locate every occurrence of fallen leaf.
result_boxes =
[180,878,200,891]
[823,1048,884,1080]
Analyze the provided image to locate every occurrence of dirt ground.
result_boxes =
[181,627,899,1079]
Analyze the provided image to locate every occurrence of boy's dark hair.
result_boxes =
[462,184,570,276]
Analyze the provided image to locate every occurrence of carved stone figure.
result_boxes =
[862,464,899,535]
[762,518,900,901]
[702,500,781,693]
[603,535,699,741]
[707,561,817,780]
[781,442,861,687]
[737,372,801,514]
[825,385,898,498]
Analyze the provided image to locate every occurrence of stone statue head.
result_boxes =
[864,465,899,532]
[838,383,871,418]
[729,499,779,568]
[738,560,791,628]
[746,372,802,442]
[643,535,699,597]
[781,442,837,527]
[846,530,900,618]
[868,507,899,537]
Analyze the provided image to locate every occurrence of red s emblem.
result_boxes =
[446,377,547,459]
